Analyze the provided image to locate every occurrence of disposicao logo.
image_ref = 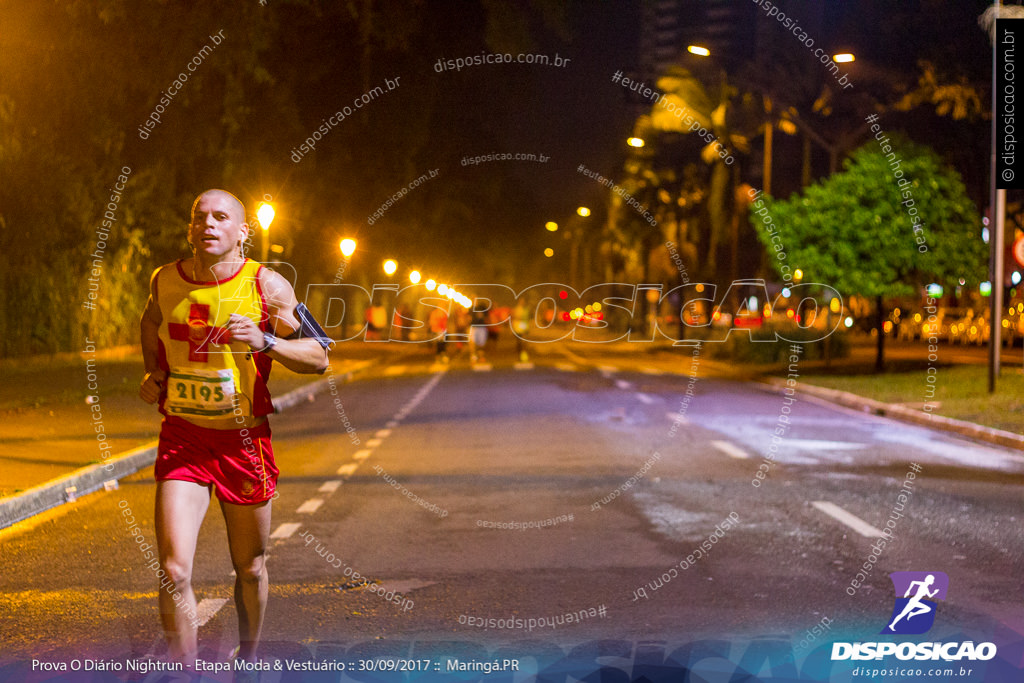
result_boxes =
[882,571,948,635]
[832,571,998,662]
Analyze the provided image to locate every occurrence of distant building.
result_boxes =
[633,0,831,89]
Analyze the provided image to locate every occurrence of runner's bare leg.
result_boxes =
[155,480,212,661]
[221,498,272,660]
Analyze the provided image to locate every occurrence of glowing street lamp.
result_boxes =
[425,279,436,291]
[339,238,357,259]
[833,53,855,63]
[383,259,397,276]
[544,248,554,258]
[687,45,711,57]
[256,202,275,263]
[627,137,645,148]
[577,206,591,217]
[545,221,558,232]
[409,270,421,284]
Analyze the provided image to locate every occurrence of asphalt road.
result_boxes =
[2,339,1023,681]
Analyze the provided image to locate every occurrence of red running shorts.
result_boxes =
[156,416,278,504]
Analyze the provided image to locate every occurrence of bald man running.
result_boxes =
[139,189,329,663]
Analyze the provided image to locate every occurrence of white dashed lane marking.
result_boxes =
[811,501,885,538]
[272,370,448,593]
[336,463,359,477]
[712,440,750,460]
[634,393,657,405]
[270,522,301,540]
[614,379,633,390]
[296,498,323,514]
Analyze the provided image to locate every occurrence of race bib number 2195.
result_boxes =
[165,368,236,417]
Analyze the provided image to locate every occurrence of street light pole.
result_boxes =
[987,1,1005,393]
[256,202,276,264]
[339,238,357,338]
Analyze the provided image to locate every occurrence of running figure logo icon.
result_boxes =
[882,571,949,635]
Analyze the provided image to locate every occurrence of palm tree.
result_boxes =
[631,66,751,284]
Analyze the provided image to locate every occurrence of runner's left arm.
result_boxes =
[225,269,330,374]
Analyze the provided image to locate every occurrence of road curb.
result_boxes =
[0,361,372,530]
[760,377,1024,451]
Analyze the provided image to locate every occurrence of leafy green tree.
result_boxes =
[753,136,986,371]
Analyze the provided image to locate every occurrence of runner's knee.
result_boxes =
[160,557,193,587]
[232,553,266,582]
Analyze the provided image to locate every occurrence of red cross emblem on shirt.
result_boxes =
[167,303,231,362]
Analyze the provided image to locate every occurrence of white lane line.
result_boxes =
[555,363,577,372]
[270,522,301,540]
[365,439,383,448]
[712,440,750,459]
[393,370,445,416]
[786,439,868,451]
[666,412,688,425]
[384,365,406,376]
[194,598,229,627]
[336,463,359,477]
[352,450,372,461]
[318,480,342,493]
[514,362,534,370]
[386,420,400,428]
[634,393,657,405]
[812,501,885,538]
[375,429,392,438]
[614,379,633,390]
[296,498,323,514]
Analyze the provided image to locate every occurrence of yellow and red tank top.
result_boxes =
[155,258,274,427]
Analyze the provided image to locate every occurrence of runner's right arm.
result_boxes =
[140,269,167,404]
